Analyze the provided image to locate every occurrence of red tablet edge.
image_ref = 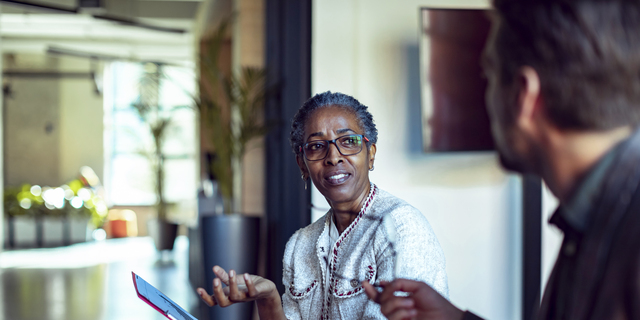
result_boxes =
[132,271,173,320]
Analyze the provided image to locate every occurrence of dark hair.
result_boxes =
[290,91,378,155]
[489,0,640,130]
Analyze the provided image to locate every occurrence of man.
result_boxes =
[363,0,640,319]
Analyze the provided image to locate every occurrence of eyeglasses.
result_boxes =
[300,134,369,161]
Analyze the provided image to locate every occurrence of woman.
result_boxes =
[197,91,448,319]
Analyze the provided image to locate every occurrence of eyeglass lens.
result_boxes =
[303,134,364,160]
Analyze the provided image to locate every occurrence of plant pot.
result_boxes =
[148,219,179,251]
[3,216,9,248]
[109,220,129,238]
[13,215,37,248]
[199,214,260,320]
[3,216,10,248]
[69,217,92,244]
[188,224,204,291]
[42,216,64,247]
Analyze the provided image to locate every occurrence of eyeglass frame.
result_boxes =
[299,134,370,161]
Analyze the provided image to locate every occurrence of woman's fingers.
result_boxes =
[203,267,266,308]
[213,265,230,285]
[212,278,232,307]
[245,273,259,297]
[227,270,245,301]
[196,287,217,307]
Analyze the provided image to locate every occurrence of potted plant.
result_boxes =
[191,17,270,320]
[132,63,181,251]
[3,177,106,248]
[39,180,104,247]
[196,17,271,213]
[4,184,39,248]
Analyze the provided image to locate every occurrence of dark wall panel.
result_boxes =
[522,175,542,320]
[265,0,312,295]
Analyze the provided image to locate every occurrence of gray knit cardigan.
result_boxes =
[282,184,449,320]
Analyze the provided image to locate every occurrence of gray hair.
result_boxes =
[290,91,378,155]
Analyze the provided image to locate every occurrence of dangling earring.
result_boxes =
[301,174,307,190]
[369,165,374,172]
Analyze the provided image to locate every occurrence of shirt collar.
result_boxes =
[550,138,626,234]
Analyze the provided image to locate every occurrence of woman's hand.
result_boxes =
[196,265,277,307]
[197,266,287,320]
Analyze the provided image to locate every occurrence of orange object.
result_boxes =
[106,209,138,238]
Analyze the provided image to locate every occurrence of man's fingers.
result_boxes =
[213,266,230,285]
[379,297,414,316]
[212,278,232,307]
[379,279,426,304]
[245,273,259,297]
[197,287,217,307]
[389,278,428,293]
[362,281,380,303]
[362,279,419,320]
[385,307,418,320]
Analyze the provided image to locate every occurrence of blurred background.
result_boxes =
[0,0,563,320]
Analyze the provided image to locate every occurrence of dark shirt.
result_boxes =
[463,138,627,320]
[545,141,621,319]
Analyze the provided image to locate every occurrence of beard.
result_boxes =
[494,130,539,175]
[491,120,532,174]
[497,148,528,173]
[487,86,538,175]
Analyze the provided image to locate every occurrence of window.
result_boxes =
[103,62,197,209]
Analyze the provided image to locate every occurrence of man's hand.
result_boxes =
[363,279,464,320]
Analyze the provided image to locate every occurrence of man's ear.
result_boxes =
[296,155,308,179]
[516,66,542,136]
[368,143,377,170]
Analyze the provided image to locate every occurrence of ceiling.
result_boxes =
[1,0,203,67]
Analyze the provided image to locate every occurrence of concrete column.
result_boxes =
[234,0,266,216]
[0,3,4,254]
